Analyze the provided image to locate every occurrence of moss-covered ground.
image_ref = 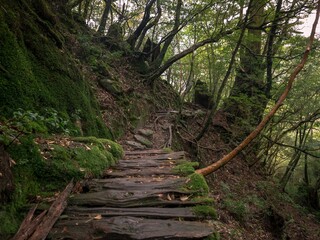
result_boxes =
[0,135,123,238]
[0,0,110,138]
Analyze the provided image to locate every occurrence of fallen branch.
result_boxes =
[12,179,74,240]
[196,1,320,176]
[12,205,47,240]
[29,179,74,240]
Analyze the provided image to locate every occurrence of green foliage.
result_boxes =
[192,205,217,219]
[12,108,78,135]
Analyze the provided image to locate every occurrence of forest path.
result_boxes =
[49,112,216,239]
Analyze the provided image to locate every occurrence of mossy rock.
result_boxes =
[71,136,124,159]
[134,134,153,148]
[98,78,123,96]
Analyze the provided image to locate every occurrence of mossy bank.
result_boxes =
[0,0,109,137]
[0,135,123,238]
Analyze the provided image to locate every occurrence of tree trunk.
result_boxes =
[126,0,157,49]
[195,1,320,176]
[97,0,113,35]
[223,0,267,138]
[151,0,182,69]
[194,1,251,141]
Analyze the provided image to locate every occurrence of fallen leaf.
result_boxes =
[180,195,189,202]
[94,214,102,220]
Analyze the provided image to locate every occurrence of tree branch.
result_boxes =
[196,0,320,176]
[146,29,235,84]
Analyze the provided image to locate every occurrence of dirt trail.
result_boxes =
[48,112,216,239]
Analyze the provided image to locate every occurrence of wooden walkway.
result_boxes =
[48,149,215,239]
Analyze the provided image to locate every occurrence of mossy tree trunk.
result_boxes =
[222,0,267,138]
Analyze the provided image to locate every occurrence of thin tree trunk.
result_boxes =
[151,0,182,69]
[98,0,113,34]
[196,1,320,176]
[127,0,157,49]
[135,0,161,51]
[194,1,251,141]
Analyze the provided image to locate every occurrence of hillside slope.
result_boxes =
[0,1,319,240]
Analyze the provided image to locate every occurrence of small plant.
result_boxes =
[223,198,249,221]
[192,205,217,219]
[9,108,76,135]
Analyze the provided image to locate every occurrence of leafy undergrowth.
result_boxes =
[176,107,320,240]
[0,135,123,238]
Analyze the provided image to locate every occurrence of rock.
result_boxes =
[138,129,154,137]
[134,135,153,148]
[126,141,146,150]
[98,78,122,96]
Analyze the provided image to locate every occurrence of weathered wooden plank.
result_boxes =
[65,206,199,219]
[104,166,177,178]
[69,189,199,208]
[116,159,186,169]
[124,149,170,155]
[123,151,185,161]
[82,177,186,192]
[49,216,213,240]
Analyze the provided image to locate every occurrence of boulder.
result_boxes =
[134,135,153,148]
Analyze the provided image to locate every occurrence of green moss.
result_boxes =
[191,196,215,205]
[71,136,124,159]
[1,137,43,237]
[192,205,217,219]
[172,161,199,176]
[205,232,221,240]
[184,173,209,196]
[0,2,110,138]
[162,148,173,153]
[1,134,124,238]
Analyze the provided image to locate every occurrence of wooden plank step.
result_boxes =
[123,151,185,161]
[49,216,213,240]
[69,189,202,208]
[115,159,186,169]
[104,166,177,178]
[124,149,170,155]
[84,177,186,192]
[65,206,201,219]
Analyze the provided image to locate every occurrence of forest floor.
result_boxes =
[48,112,217,239]
[47,107,320,239]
